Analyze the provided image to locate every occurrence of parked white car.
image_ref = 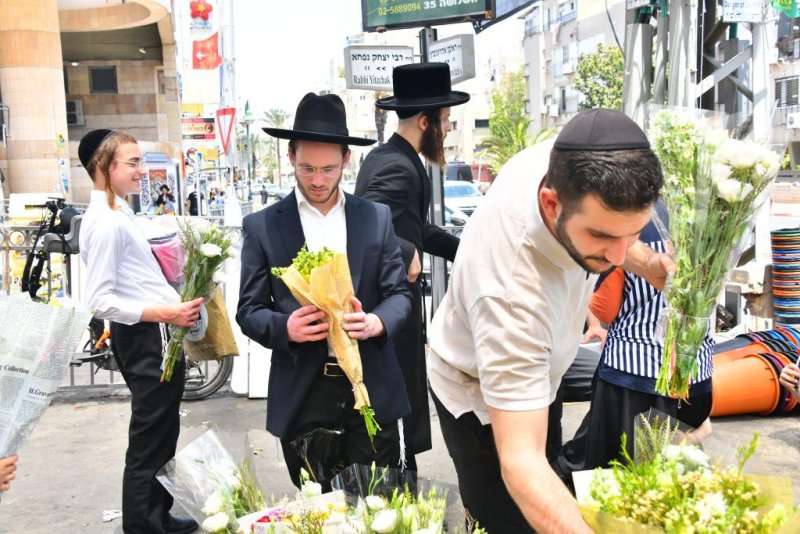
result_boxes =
[443,180,483,216]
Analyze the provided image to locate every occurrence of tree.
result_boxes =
[483,69,532,173]
[263,108,291,185]
[374,91,389,144]
[574,44,624,111]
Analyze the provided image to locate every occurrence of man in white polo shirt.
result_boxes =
[428,109,669,533]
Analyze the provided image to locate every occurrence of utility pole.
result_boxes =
[220,0,242,226]
[419,27,449,317]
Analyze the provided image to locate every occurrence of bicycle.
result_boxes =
[19,199,232,400]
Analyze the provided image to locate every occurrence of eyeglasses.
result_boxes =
[295,164,341,179]
[115,159,148,170]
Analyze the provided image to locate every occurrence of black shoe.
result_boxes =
[163,515,198,534]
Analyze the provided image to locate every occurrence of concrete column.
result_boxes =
[0,0,70,197]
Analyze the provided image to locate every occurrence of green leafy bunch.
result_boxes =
[271,244,334,282]
[588,429,789,533]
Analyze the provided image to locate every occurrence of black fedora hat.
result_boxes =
[377,63,470,112]
[262,93,375,146]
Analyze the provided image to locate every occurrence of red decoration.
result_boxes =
[190,0,213,21]
[192,32,222,69]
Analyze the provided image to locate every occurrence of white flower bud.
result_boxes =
[300,480,322,498]
[201,511,230,533]
[716,179,752,203]
[371,509,398,533]
[201,490,224,514]
[200,243,222,257]
[365,495,386,511]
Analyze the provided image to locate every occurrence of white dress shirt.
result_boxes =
[295,186,347,253]
[79,190,179,325]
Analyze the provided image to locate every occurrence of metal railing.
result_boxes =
[0,204,241,390]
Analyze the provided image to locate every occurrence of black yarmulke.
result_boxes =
[553,109,649,151]
[78,129,115,168]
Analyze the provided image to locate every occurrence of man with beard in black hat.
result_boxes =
[427,109,672,532]
[237,93,412,489]
[355,63,469,470]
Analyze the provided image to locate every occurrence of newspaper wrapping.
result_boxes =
[0,294,91,499]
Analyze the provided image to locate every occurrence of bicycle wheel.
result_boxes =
[182,356,233,401]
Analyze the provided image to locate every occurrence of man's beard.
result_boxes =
[555,215,610,274]
[419,111,445,166]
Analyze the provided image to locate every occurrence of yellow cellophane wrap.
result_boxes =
[279,253,371,411]
[578,474,799,533]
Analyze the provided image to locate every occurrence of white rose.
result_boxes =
[371,509,398,533]
[703,128,729,150]
[365,495,386,511]
[710,162,732,185]
[717,179,752,203]
[681,445,710,468]
[755,149,781,184]
[663,445,682,461]
[300,480,322,498]
[715,139,762,169]
[200,243,222,257]
[212,270,227,285]
[202,490,224,515]
[201,511,230,533]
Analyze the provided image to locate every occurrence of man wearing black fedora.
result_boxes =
[355,62,468,468]
[236,93,412,488]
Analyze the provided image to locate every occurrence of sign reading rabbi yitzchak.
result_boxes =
[344,46,415,91]
[362,0,492,31]
[426,34,475,84]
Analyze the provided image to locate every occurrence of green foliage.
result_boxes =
[271,244,334,282]
[588,420,789,533]
[483,69,533,173]
[264,108,291,182]
[574,44,624,111]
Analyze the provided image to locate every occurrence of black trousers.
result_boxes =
[280,370,401,492]
[111,322,185,534]
[557,377,713,487]
[432,390,564,534]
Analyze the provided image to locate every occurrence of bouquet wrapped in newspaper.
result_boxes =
[0,294,91,497]
[156,427,265,533]
[575,410,799,533]
[161,221,233,382]
[649,108,782,398]
[272,245,379,442]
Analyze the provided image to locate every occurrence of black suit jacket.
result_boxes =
[355,133,459,267]
[236,191,412,438]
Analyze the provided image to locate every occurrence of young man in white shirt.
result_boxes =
[427,110,670,533]
[78,129,203,534]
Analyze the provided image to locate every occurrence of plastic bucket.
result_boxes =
[711,354,781,417]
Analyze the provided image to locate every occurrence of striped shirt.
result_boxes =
[599,222,714,396]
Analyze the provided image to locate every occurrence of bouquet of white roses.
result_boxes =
[156,427,265,533]
[161,221,233,382]
[649,107,782,398]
